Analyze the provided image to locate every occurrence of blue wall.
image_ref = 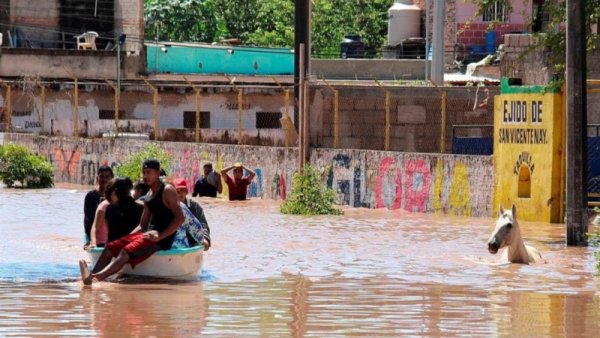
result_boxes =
[147,43,294,75]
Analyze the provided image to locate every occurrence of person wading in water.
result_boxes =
[79,159,184,285]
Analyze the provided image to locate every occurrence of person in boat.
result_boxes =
[87,197,109,249]
[173,178,211,250]
[192,163,222,198]
[79,159,185,285]
[221,162,256,201]
[132,181,150,202]
[103,177,144,244]
[83,165,113,249]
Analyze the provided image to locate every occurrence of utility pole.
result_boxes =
[424,0,431,81]
[565,0,588,246]
[294,0,310,129]
[430,0,445,85]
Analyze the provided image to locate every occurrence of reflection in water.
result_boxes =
[0,187,599,336]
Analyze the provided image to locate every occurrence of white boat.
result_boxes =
[88,245,203,280]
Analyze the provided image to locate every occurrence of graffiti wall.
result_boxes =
[1,133,296,201]
[311,149,494,217]
[1,133,494,216]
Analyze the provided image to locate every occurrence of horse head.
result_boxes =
[488,205,519,254]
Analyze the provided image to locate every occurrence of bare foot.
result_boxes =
[79,259,92,285]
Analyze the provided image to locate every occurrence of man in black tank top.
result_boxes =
[79,159,185,285]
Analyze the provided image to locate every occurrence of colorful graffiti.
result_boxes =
[321,151,491,217]
[2,134,492,216]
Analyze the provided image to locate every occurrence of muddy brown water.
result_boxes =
[0,186,599,337]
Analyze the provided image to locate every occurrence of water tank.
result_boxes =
[388,0,421,46]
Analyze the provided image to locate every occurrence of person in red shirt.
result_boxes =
[221,162,256,201]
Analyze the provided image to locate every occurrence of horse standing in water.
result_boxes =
[487,205,542,264]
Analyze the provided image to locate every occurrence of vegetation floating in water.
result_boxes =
[114,143,172,181]
[0,143,54,188]
[280,164,342,216]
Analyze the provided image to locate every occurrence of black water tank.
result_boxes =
[340,34,364,59]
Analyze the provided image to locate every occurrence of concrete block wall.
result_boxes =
[499,34,552,85]
[310,85,499,153]
[0,132,495,217]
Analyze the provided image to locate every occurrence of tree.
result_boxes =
[145,0,223,42]
[114,143,173,182]
[144,0,393,58]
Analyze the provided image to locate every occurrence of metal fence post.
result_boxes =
[238,89,243,145]
[142,78,159,141]
[334,89,339,148]
[73,78,79,137]
[3,84,11,133]
[105,80,120,138]
[385,91,391,151]
[40,85,46,134]
[440,89,447,153]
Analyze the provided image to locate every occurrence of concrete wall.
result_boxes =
[0,0,145,77]
[0,86,292,146]
[0,132,495,217]
[311,59,426,81]
[499,34,552,86]
[309,85,498,153]
[312,148,493,217]
[0,49,140,79]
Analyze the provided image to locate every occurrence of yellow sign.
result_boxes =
[493,90,563,222]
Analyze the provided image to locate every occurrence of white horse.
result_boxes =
[487,205,542,264]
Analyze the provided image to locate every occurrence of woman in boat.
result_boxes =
[172,178,211,250]
[104,177,144,243]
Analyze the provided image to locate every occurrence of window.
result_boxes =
[256,112,282,129]
[482,1,508,22]
[99,110,124,120]
[183,111,211,129]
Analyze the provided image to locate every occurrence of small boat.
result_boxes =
[88,245,203,280]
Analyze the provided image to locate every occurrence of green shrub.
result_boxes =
[0,143,54,188]
[280,164,343,215]
[114,143,172,181]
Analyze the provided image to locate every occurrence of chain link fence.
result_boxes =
[588,82,600,205]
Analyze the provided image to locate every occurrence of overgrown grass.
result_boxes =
[280,164,343,216]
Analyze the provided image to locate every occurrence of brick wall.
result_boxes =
[8,0,60,47]
[457,22,528,48]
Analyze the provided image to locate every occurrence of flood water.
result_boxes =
[0,186,599,337]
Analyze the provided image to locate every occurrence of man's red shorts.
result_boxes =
[106,232,160,268]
